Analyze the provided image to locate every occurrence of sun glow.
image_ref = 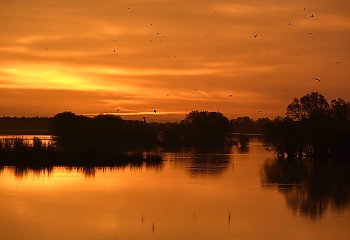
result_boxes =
[2,66,97,90]
[0,65,141,93]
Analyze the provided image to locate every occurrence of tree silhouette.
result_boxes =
[331,98,350,121]
[286,92,329,121]
[181,111,230,146]
[50,111,90,138]
[267,92,350,158]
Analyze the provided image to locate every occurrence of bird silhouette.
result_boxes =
[153,109,157,113]
[228,94,232,97]
[313,78,321,82]
[311,14,314,17]
[336,61,341,64]
[254,34,258,38]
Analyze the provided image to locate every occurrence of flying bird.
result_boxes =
[311,14,314,18]
[228,94,232,97]
[116,109,119,112]
[313,78,321,82]
[336,61,341,64]
[153,109,157,113]
[254,34,258,38]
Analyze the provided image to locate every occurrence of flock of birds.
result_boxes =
[53,5,339,117]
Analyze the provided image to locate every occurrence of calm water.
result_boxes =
[0,139,350,240]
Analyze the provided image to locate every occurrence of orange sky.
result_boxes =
[1,0,349,121]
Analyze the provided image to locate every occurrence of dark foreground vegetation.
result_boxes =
[0,137,162,168]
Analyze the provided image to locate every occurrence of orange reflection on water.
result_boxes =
[0,141,350,240]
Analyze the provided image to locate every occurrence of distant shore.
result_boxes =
[0,130,50,135]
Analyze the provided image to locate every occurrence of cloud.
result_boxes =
[0,0,349,119]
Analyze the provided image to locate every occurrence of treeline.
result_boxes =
[230,116,271,134]
[0,117,50,133]
[1,92,350,159]
[50,111,231,149]
[0,114,268,136]
[265,92,350,159]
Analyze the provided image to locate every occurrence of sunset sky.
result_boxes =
[1,0,349,121]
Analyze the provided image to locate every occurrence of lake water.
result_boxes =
[0,138,349,240]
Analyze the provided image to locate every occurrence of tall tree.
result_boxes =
[286,92,329,120]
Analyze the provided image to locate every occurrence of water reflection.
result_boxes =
[164,147,233,177]
[237,145,249,154]
[262,158,350,219]
[188,153,231,176]
[1,140,350,240]
[0,160,164,178]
